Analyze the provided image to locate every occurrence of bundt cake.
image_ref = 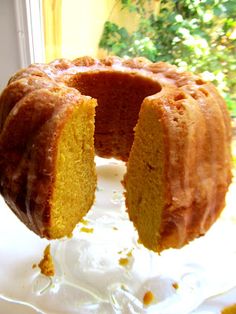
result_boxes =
[0,56,232,252]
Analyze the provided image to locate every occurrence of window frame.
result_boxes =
[14,0,45,67]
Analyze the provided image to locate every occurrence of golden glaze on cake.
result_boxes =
[0,56,232,251]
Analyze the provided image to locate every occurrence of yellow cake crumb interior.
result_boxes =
[125,99,165,251]
[38,244,55,277]
[48,98,97,238]
[221,304,236,314]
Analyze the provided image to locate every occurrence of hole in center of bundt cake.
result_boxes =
[68,71,162,161]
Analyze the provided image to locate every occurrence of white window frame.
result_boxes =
[14,0,45,67]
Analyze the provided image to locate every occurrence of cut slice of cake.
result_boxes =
[27,94,97,239]
[0,87,97,239]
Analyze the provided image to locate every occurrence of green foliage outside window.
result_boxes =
[99,0,236,116]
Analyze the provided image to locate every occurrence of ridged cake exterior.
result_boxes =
[0,56,232,251]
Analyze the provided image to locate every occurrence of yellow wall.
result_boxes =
[60,0,115,59]
[43,0,158,62]
[43,0,62,62]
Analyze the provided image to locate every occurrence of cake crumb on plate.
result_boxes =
[38,244,55,277]
[143,290,155,306]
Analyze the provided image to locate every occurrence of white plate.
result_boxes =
[0,157,236,314]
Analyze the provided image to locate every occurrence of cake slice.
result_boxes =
[0,87,97,238]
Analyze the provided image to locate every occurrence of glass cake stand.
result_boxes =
[0,156,236,314]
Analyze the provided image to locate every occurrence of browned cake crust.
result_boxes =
[124,84,232,251]
[0,56,232,251]
[0,86,87,234]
